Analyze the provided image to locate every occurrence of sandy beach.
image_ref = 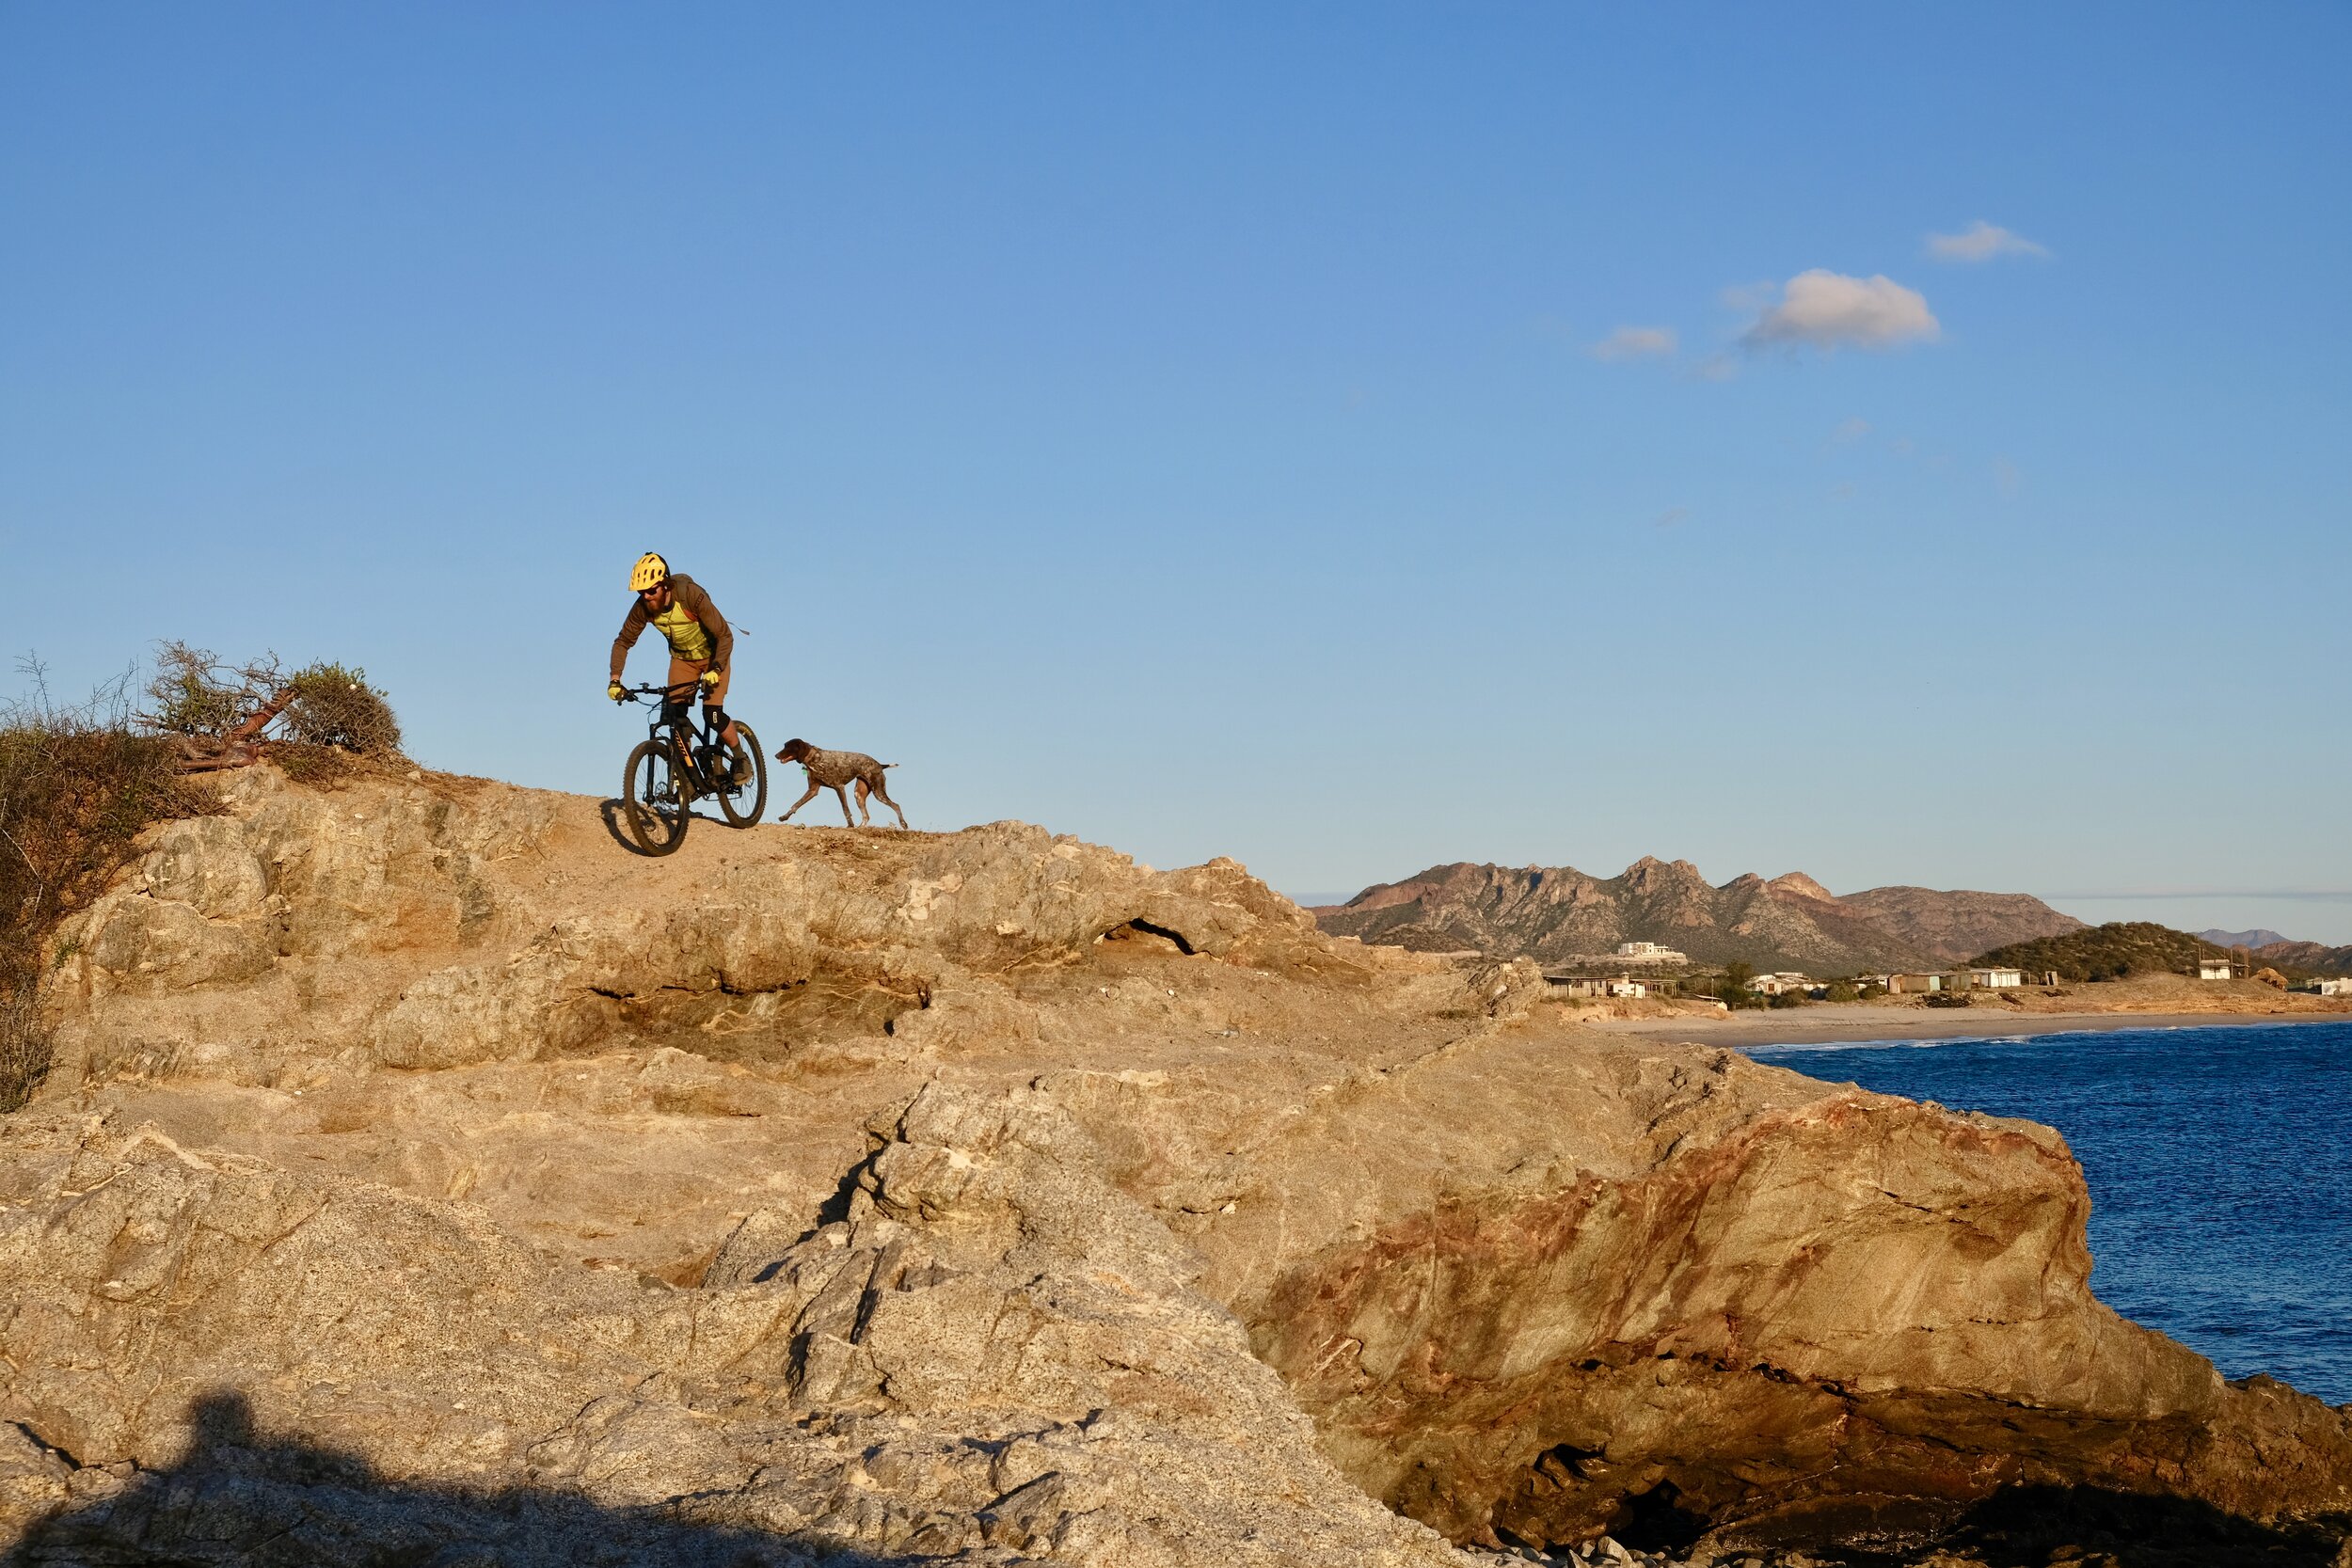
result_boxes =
[1585,1004,2352,1048]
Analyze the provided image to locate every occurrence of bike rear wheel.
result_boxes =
[623,737,689,855]
[716,721,768,827]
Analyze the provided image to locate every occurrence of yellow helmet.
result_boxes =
[629,552,670,593]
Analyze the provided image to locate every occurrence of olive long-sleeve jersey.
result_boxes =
[609,573,733,679]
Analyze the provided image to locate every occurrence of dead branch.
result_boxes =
[156,683,292,773]
[225,685,294,746]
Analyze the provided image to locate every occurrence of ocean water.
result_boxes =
[1746,1020,2352,1406]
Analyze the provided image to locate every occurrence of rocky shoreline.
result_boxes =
[1461,1499,2352,1568]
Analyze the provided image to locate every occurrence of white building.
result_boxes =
[2197,958,2234,981]
[2312,978,2350,998]
[1546,974,1647,1000]
[1614,942,1690,964]
[1748,973,1812,997]
[1968,967,2025,988]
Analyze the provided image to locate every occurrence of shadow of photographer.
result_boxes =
[5,1391,917,1568]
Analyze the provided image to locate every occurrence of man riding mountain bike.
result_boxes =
[607,552,752,784]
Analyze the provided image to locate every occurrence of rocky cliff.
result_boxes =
[2,765,2344,1565]
[1317,860,2084,972]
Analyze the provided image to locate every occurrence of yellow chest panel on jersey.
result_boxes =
[652,599,712,661]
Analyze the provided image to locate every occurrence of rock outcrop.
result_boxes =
[1317,859,2085,972]
[4,765,2346,1562]
[0,1087,1467,1566]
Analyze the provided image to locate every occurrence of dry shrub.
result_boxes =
[1,666,213,1111]
[1,641,401,1108]
[143,642,283,741]
[0,985,45,1113]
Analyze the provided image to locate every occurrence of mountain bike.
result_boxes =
[616,680,769,854]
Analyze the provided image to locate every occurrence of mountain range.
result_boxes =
[2196,929,2352,976]
[2201,927,2292,949]
[1313,858,2086,974]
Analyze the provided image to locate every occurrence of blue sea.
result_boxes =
[1747,1021,2352,1406]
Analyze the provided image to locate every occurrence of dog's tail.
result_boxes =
[883,763,897,769]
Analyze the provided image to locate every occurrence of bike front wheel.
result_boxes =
[716,721,768,828]
[623,737,690,855]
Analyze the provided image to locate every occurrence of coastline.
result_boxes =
[1583,1005,2352,1048]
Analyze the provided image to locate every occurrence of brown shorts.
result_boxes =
[668,655,729,709]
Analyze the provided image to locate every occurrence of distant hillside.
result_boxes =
[1837,885,2087,965]
[1975,922,2352,982]
[2201,927,2291,949]
[1315,859,2083,974]
[2249,940,2352,977]
[1972,921,2224,982]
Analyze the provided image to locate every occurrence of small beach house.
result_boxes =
[2197,958,2234,981]
[1545,974,1647,1000]
[1967,967,2025,988]
[1887,973,1945,993]
[1748,973,1813,997]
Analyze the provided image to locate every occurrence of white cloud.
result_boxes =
[1741,270,1941,353]
[1690,353,1740,383]
[1928,220,2049,262]
[1591,325,1677,361]
[1650,506,1691,530]
[1828,416,1872,445]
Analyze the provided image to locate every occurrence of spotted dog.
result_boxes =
[774,738,910,829]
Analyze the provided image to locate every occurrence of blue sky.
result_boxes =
[7,4,2350,939]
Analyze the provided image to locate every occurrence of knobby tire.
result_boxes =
[717,721,768,828]
[623,737,689,855]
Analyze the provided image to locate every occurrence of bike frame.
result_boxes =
[624,679,725,798]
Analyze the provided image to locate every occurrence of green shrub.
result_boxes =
[281,662,402,755]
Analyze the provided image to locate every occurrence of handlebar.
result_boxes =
[620,679,705,702]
